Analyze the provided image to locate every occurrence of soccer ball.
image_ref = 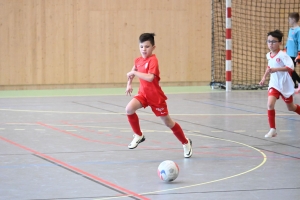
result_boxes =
[157,160,179,182]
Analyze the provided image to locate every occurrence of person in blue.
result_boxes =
[285,12,300,92]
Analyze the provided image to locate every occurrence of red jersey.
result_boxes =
[134,54,167,106]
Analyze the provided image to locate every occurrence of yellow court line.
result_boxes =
[94,132,267,200]
[256,130,269,132]
[234,130,246,133]
[0,108,297,116]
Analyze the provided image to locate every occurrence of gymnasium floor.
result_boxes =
[0,86,299,200]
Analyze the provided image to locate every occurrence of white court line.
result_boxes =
[1,124,295,135]
[14,129,25,131]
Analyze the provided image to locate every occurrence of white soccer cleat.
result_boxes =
[265,128,277,138]
[128,133,145,149]
[183,138,193,158]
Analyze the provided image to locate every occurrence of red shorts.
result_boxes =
[134,94,169,116]
[268,87,293,104]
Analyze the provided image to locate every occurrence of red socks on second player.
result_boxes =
[294,105,300,115]
[268,109,276,129]
[267,105,299,130]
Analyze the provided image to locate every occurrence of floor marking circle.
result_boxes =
[94,132,267,200]
[0,109,267,199]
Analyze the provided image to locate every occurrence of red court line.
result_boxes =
[0,135,149,200]
[61,121,133,140]
[37,122,128,147]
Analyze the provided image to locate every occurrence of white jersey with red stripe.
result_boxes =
[266,50,294,98]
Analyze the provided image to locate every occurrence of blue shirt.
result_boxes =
[286,26,300,57]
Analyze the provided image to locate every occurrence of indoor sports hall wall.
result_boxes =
[0,0,211,90]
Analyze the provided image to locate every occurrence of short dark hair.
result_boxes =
[288,12,299,22]
[267,30,283,42]
[139,33,155,46]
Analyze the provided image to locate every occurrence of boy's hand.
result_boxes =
[267,68,275,73]
[125,84,133,96]
[127,71,136,80]
[259,78,265,86]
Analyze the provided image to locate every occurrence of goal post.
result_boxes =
[226,0,232,91]
[211,0,300,90]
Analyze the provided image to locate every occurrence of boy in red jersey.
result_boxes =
[125,33,192,158]
[259,30,300,137]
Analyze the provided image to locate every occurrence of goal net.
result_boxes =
[211,0,300,90]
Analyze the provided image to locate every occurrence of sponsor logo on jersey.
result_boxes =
[276,58,281,63]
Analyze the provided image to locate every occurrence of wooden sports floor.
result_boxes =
[0,86,299,200]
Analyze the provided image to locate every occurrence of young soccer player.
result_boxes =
[125,33,192,158]
[285,12,300,93]
[259,30,300,137]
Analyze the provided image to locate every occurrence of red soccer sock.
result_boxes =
[127,113,142,136]
[268,109,276,129]
[171,122,188,144]
[294,104,300,115]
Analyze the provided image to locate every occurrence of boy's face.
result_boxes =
[139,41,155,58]
[267,35,281,52]
[288,17,296,26]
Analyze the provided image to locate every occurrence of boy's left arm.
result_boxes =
[127,71,154,82]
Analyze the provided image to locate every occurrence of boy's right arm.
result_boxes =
[125,66,136,96]
[125,78,133,96]
[259,67,270,86]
